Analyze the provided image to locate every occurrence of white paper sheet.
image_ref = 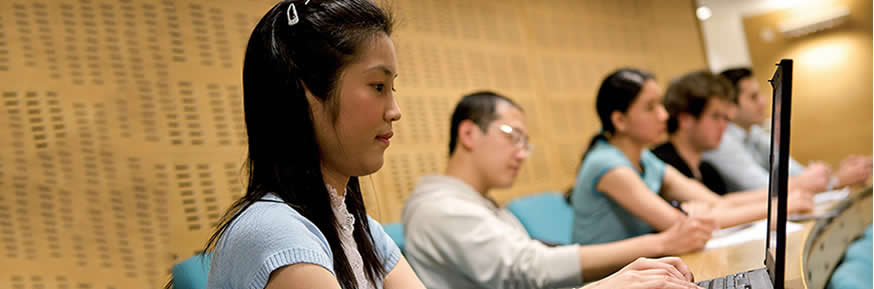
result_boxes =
[705,219,803,249]
[813,188,850,204]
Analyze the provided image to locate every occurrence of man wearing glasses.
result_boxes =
[401,91,699,289]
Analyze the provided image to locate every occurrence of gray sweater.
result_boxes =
[402,175,582,289]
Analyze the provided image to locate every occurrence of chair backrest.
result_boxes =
[506,192,573,245]
[827,226,872,289]
[172,253,212,289]
[383,223,405,253]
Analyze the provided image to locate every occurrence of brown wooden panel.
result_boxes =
[742,0,872,167]
[0,0,707,287]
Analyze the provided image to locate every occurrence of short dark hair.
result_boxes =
[719,67,753,102]
[664,71,735,133]
[448,91,522,156]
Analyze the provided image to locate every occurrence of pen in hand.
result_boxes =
[670,200,688,216]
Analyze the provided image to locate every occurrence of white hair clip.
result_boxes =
[287,0,311,26]
[618,71,644,84]
[287,3,299,26]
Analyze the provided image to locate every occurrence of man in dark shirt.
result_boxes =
[654,71,734,195]
[653,142,727,195]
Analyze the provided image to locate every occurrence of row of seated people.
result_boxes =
[188,1,872,288]
[401,69,872,289]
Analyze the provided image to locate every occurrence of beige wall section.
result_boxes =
[377,0,711,220]
[0,0,707,288]
[742,0,873,168]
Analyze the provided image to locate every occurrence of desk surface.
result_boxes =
[680,220,815,289]
[680,185,874,289]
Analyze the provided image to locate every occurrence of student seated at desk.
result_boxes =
[654,70,813,219]
[203,2,425,288]
[654,71,818,209]
[652,71,736,195]
[569,68,814,248]
[403,91,702,289]
[702,68,872,193]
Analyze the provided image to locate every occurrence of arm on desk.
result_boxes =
[578,228,714,280]
[835,155,873,188]
[596,167,716,256]
[598,167,687,232]
[661,166,813,228]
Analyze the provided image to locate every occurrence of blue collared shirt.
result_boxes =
[702,123,805,192]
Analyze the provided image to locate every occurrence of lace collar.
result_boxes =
[326,183,355,233]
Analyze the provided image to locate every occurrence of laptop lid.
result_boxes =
[764,59,792,289]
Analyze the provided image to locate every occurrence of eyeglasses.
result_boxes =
[498,124,533,155]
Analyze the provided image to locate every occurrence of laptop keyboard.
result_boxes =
[696,272,752,289]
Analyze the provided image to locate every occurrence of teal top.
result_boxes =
[570,139,667,245]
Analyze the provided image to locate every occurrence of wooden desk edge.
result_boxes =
[800,187,873,289]
[680,186,873,289]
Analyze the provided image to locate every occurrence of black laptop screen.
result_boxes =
[765,59,792,289]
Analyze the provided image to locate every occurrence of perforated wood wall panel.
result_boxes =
[0,0,707,287]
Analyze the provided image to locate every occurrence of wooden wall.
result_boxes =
[743,0,872,167]
[0,0,708,287]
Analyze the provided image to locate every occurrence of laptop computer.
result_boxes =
[695,59,793,289]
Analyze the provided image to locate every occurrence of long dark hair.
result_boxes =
[202,1,394,288]
[566,68,653,198]
[580,68,654,164]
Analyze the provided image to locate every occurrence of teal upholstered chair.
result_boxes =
[506,192,573,245]
[828,226,873,289]
[383,223,406,253]
[171,253,211,289]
